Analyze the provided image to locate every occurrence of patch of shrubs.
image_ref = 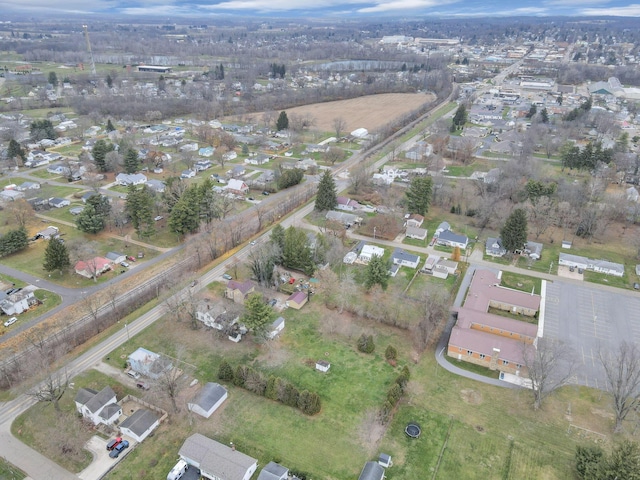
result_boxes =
[380,365,411,423]
[357,333,375,353]
[218,360,321,415]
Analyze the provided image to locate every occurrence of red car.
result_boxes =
[126,255,136,262]
[106,437,122,451]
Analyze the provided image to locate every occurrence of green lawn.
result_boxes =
[0,458,26,480]
[499,271,542,295]
[1,289,63,334]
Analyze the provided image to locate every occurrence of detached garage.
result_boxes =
[188,382,228,419]
[120,408,159,442]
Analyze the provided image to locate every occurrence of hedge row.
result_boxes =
[380,365,411,423]
[218,360,321,416]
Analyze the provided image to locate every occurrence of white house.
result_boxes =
[179,434,258,480]
[105,251,126,265]
[120,408,160,443]
[188,383,228,419]
[405,214,424,228]
[358,244,385,263]
[268,317,285,339]
[405,226,428,240]
[391,248,420,269]
[181,169,196,179]
[245,154,269,165]
[437,229,469,249]
[485,237,507,257]
[74,386,121,426]
[116,173,147,186]
[0,290,37,316]
[48,197,70,208]
[128,347,173,379]
[0,190,25,202]
[336,196,360,211]
[558,253,624,277]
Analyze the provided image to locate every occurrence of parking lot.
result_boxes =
[543,280,640,389]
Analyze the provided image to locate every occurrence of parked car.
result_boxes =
[634,283,640,290]
[109,440,129,458]
[3,316,17,327]
[248,197,255,201]
[136,380,150,390]
[106,437,122,451]
[268,299,277,307]
[222,273,233,280]
[126,255,136,262]
[154,215,163,221]
[127,370,140,380]
[120,261,130,268]
[262,191,270,196]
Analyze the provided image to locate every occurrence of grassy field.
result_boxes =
[499,271,543,295]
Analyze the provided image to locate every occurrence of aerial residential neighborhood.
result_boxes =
[2,5,640,480]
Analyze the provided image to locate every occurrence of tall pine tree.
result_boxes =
[125,185,156,238]
[315,170,337,211]
[43,237,70,274]
[405,176,433,217]
[500,208,528,253]
[276,111,289,131]
[365,254,390,290]
[124,147,140,174]
[92,139,110,172]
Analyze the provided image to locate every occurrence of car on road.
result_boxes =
[250,241,257,246]
[222,273,233,280]
[109,440,129,458]
[3,317,17,327]
[120,261,130,268]
[106,437,122,451]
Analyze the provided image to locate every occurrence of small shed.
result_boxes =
[316,360,330,373]
[268,317,285,339]
[378,453,393,468]
[120,408,159,443]
[286,291,308,310]
[561,240,572,249]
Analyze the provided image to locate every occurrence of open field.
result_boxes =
[241,93,436,134]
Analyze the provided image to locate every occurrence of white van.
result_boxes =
[167,460,188,480]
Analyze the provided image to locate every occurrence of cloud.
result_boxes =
[545,0,608,5]
[357,0,458,14]
[0,0,119,13]
[202,0,368,12]
[580,3,640,16]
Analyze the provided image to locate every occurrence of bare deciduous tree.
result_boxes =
[333,116,347,138]
[155,353,186,413]
[523,338,576,410]
[29,368,69,412]
[599,341,640,433]
[349,164,370,195]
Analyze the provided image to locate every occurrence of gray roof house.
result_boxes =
[48,197,70,208]
[74,386,121,426]
[437,229,469,249]
[485,237,506,257]
[358,461,385,480]
[524,241,543,260]
[105,251,126,264]
[558,253,624,277]
[257,461,289,480]
[179,433,258,480]
[405,226,427,240]
[188,382,228,419]
[391,248,420,269]
[120,408,159,443]
[128,347,173,379]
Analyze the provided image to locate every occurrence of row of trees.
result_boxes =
[560,140,614,171]
[218,360,321,415]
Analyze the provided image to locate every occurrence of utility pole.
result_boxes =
[83,25,97,75]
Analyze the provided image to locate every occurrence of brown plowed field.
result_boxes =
[245,92,436,133]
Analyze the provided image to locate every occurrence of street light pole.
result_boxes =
[373,227,377,240]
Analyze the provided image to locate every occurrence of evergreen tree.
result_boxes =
[277,168,303,189]
[265,376,277,400]
[282,226,315,276]
[405,176,433,217]
[124,147,140,174]
[125,185,156,238]
[106,119,115,132]
[92,139,110,172]
[76,203,104,234]
[242,293,275,339]
[452,104,467,130]
[7,139,25,164]
[365,254,390,290]
[500,208,528,253]
[276,111,289,131]
[242,143,249,155]
[385,345,398,361]
[169,185,201,236]
[48,71,58,86]
[106,74,113,88]
[218,360,234,381]
[526,104,537,119]
[315,170,337,211]
[43,237,70,274]
[198,178,220,226]
[540,108,549,123]
[0,227,28,257]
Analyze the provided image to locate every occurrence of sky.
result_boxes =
[2,0,640,18]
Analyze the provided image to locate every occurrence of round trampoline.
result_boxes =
[405,422,421,438]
